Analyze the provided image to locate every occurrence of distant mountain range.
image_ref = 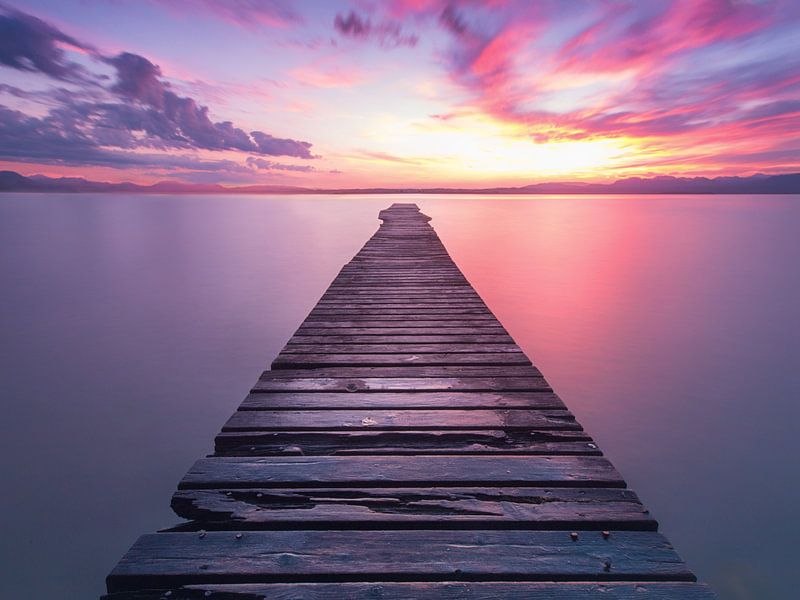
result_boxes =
[1,170,799,195]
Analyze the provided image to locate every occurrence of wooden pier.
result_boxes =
[104,204,715,599]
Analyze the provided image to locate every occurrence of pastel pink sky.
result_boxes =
[1,0,799,187]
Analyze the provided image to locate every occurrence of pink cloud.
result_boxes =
[422,0,800,153]
[289,63,366,89]
[146,0,301,29]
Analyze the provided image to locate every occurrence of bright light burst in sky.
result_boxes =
[1,0,798,187]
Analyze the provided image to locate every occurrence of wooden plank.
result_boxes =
[325,287,478,293]
[102,582,718,599]
[280,343,521,354]
[308,308,492,316]
[286,334,516,344]
[106,530,693,592]
[271,352,532,369]
[336,271,465,276]
[214,430,597,456]
[222,409,578,431]
[253,377,550,393]
[313,304,489,310]
[238,391,565,410]
[316,297,485,304]
[178,456,624,489]
[296,327,508,336]
[321,289,481,297]
[298,320,503,328]
[318,298,484,304]
[303,315,499,323]
[258,366,543,378]
[308,309,492,316]
[330,279,470,285]
[170,487,656,530]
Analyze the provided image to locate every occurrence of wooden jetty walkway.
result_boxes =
[104,204,715,599]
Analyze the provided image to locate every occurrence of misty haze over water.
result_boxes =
[1,193,798,599]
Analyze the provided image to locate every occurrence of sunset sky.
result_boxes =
[1,0,799,187]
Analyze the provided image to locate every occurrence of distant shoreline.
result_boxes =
[1,170,798,195]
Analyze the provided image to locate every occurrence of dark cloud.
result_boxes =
[439,5,468,36]
[98,51,317,158]
[334,11,418,48]
[107,52,166,108]
[250,131,314,159]
[0,103,268,173]
[335,12,370,37]
[0,103,161,168]
[0,5,92,81]
[0,7,319,175]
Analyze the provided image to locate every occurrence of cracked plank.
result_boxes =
[213,429,596,456]
[170,486,655,530]
[178,456,624,490]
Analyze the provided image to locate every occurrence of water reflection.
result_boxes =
[0,193,797,599]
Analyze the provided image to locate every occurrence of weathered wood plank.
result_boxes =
[287,334,515,344]
[303,312,497,327]
[316,298,485,305]
[296,327,508,336]
[271,352,532,369]
[214,429,597,456]
[170,487,655,530]
[102,581,717,600]
[321,289,481,296]
[280,343,521,354]
[325,287,479,293]
[222,409,578,431]
[298,320,503,328]
[238,391,565,410]
[178,456,624,489]
[253,377,550,393]
[329,280,471,286]
[308,308,491,316]
[258,365,543,378]
[106,530,693,592]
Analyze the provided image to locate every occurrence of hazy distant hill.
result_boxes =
[1,170,798,194]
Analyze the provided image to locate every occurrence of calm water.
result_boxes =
[1,193,798,599]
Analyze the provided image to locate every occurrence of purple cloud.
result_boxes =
[107,52,166,108]
[250,131,315,159]
[0,103,310,175]
[0,7,318,173]
[335,12,370,37]
[246,157,315,172]
[334,11,418,48]
[98,51,317,158]
[0,5,93,81]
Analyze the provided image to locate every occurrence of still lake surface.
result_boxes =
[1,193,798,599]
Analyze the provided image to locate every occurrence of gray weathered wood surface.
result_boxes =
[104,203,713,598]
[103,582,717,599]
